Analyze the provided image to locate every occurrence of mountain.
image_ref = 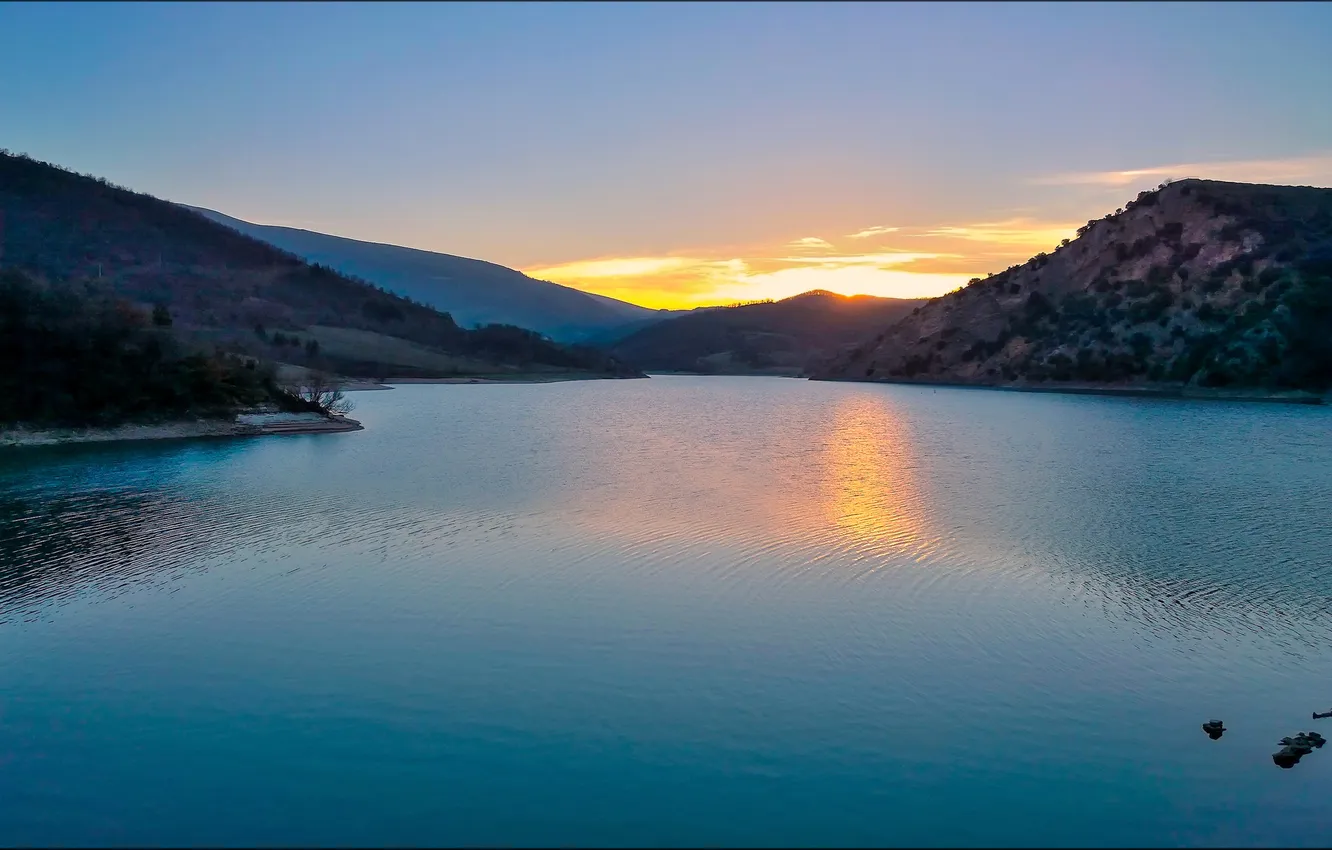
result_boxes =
[607,290,924,375]
[813,179,1332,395]
[186,206,674,341]
[0,150,641,382]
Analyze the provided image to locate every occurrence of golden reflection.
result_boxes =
[820,394,934,557]
[541,387,941,578]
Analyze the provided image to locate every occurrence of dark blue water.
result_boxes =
[2,377,1331,847]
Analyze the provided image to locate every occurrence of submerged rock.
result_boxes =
[1314,709,1332,720]
[1273,732,1326,767]
[1279,735,1314,756]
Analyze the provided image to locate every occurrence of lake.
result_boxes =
[2,376,1331,847]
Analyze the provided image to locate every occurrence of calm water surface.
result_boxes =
[2,377,1331,847]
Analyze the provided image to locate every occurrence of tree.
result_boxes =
[151,302,172,327]
[0,268,278,426]
[305,338,320,357]
[291,371,354,416]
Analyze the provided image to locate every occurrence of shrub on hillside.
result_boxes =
[0,268,283,426]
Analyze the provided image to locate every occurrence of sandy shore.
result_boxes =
[0,411,363,448]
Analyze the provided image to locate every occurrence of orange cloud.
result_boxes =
[526,256,703,279]
[920,218,1078,247]
[1033,152,1332,188]
[789,236,835,250]
[845,225,900,239]
[525,256,752,307]
[526,249,972,308]
[523,218,1088,309]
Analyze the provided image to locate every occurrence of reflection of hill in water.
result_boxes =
[2,384,1330,656]
[860,389,1332,655]
[0,444,238,620]
[0,439,300,621]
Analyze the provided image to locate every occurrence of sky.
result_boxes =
[2,1,1331,309]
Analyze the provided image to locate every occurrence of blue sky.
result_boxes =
[2,1,1330,306]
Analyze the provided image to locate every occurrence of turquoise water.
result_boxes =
[2,376,1331,847]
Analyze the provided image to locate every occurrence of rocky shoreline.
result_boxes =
[0,411,363,449]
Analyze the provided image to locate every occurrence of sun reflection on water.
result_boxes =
[819,394,939,561]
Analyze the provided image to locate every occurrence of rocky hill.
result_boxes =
[813,179,1332,394]
[187,206,672,342]
[608,290,923,375]
[0,151,640,381]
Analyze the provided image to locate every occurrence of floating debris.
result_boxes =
[1201,719,1225,740]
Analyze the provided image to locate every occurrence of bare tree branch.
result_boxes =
[288,371,354,416]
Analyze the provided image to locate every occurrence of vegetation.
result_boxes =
[605,290,923,375]
[0,149,642,386]
[0,268,308,427]
[814,179,1332,393]
[287,372,354,416]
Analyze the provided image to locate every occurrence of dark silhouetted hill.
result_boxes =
[0,150,641,383]
[186,206,674,342]
[607,290,924,375]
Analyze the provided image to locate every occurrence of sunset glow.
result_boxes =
[6,2,1326,313]
[524,221,1079,309]
[519,148,1332,310]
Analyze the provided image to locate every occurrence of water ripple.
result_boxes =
[3,378,1332,845]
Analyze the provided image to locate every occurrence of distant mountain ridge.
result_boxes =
[813,179,1332,395]
[186,206,674,341]
[0,150,641,381]
[607,289,925,375]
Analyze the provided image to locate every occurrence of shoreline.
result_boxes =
[0,411,363,449]
[644,370,806,378]
[347,372,648,390]
[809,376,1326,406]
[9,373,1320,450]
[1,374,643,447]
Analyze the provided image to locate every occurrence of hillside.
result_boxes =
[186,206,673,342]
[0,267,310,427]
[0,150,640,381]
[608,290,924,375]
[813,179,1332,394]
